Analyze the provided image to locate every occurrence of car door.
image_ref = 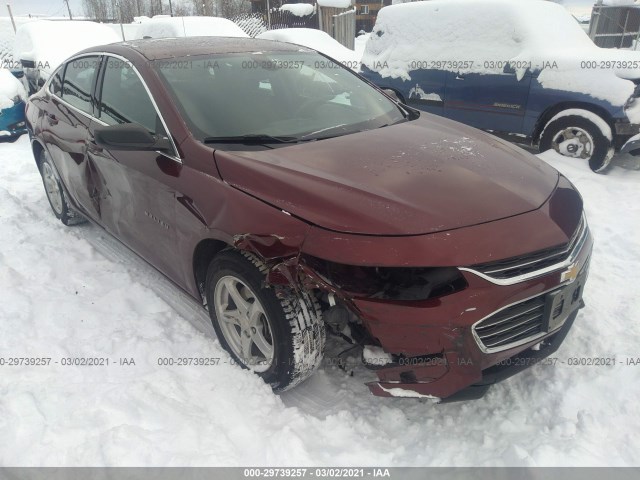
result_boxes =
[39,56,102,221]
[443,66,533,134]
[87,55,182,279]
[360,66,446,116]
[402,68,447,116]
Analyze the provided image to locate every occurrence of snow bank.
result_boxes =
[0,69,27,109]
[280,3,315,17]
[317,0,352,8]
[362,0,640,106]
[13,21,120,79]
[257,28,359,65]
[137,16,248,39]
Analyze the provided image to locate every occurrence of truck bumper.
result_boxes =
[621,133,640,155]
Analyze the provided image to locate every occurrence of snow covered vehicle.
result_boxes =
[14,20,120,94]
[25,37,591,401]
[0,69,27,140]
[360,0,640,172]
[136,16,248,39]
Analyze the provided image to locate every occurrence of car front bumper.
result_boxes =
[359,229,593,401]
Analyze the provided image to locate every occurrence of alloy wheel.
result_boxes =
[213,275,275,373]
[551,127,594,160]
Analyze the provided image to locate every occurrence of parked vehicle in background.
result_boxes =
[14,20,120,94]
[257,28,360,69]
[25,37,591,401]
[360,0,640,173]
[137,16,248,39]
[0,68,27,140]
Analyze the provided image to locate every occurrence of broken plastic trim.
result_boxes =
[300,255,468,301]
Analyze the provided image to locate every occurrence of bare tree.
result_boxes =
[83,0,248,22]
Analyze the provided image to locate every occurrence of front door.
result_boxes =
[87,56,182,279]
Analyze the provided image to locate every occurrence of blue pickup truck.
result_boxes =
[360,0,640,173]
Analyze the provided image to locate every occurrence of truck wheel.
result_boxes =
[206,250,325,392]
[540,110,614,173]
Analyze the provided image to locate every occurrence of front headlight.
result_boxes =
[302,255,468,301]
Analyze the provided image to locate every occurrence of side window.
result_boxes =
[49,66,63,97]
[99,57,158,133]
[61,56,99,114]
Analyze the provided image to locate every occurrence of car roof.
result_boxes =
[97,36,313,61]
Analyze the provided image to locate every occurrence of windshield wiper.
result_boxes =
[202,134,300,145]
[298,124,352,141]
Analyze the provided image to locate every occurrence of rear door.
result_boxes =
[40,56,102,221]
[87,55,182,279]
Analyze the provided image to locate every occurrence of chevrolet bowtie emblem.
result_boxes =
[561,262,580,283]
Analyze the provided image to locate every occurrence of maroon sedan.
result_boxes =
[25,37,592,401]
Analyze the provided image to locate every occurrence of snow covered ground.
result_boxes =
[0,135,639,466]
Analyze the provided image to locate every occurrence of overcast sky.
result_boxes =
[2,0,598,18]
[3,0,83,17]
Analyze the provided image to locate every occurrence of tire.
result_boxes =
[39,150,86,226]
[539,111,614,173]
[206,250,325,392]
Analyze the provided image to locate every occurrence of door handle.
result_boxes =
[44,111,58,125]
[455,75,465,81]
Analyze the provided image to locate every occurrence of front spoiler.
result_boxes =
[366,307,580,402]
[621,133,640,155]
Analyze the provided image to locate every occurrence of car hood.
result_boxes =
[214,116,559,236]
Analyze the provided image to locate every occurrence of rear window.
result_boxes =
[48,66,63,97]
[61,56,100,115]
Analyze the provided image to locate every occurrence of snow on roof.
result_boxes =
[362,0,640,105]
[257,28,358,65]
[137,16,248,39]
[1,18,37,70]
[104,23,141,41]
[279,3,315,17]
[0,69,27,109]
[13,21,120,78]
[317,0,352,8]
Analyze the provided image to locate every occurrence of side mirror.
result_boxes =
[382,88,399,102]
[94,123,172,152]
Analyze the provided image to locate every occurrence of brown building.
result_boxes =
[356,0,391,33]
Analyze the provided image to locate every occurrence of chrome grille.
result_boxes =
[470,216,587,280]
[473,295,547,351]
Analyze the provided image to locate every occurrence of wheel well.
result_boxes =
[31,140,45,169]
[533,102,615,144]
[193,239,228,300]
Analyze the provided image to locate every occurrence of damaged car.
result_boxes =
[25,37,592,401]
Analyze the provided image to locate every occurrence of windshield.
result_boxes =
[155,51,407,143]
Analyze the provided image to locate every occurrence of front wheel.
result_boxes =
[539,110,614,173]
[206,250,325,392]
